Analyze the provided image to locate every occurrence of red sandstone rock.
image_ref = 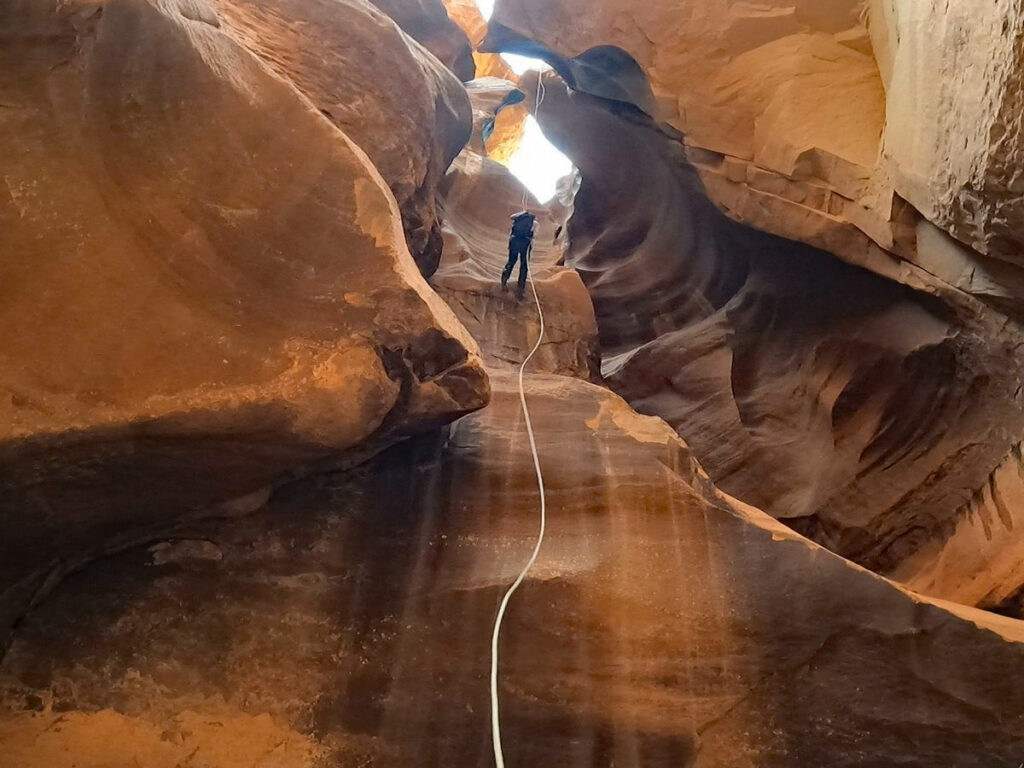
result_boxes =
[487,0,1024,313]
[527,72,1024,602]
[369,0,476,81]
[432,78,599,380]
[4,373,1024,766]
[211,0,473,276]
[0,0,487,639]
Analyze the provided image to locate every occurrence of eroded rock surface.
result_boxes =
[5,2,1024,765]
[5,371,1024,766]
[460,76,527,162]
[526,72,1024,596]
[891,442,1024,615]
[368,0,476,81]
[442,1,529,162]
[873,0,1024,266]
[444,0,517,80]
[486,0,1024,316]
[211,0,473,275]
[0,0,487,640]
[484,0,907,278]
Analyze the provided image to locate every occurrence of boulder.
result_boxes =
[0,0,487,640]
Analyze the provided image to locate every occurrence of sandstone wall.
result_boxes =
[5,5,1024,763]
[212,0,473,276]
[488,0,1024,316]
[369,0,476,80]
[0,0,487,640]
[444,0,528,163]
[433,77,599,379]
[527,70,1024,600]
[5,371,1024,767]
[483,0,1024,613]
[873,0,1024,266]
[486,0,907,278]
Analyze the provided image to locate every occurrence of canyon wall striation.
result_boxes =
[525,71,1024,590]
[487,0,1024,313]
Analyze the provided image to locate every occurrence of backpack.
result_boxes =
[510,212,536,239]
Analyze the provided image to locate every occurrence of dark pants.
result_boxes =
[502,236,531,295]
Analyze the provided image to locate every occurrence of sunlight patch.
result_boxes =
[502,53,552,75]
[472,0,551,74]
[472,0,573,204]
[508,115,573,204]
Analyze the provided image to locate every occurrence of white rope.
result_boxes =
[490,71,548,768]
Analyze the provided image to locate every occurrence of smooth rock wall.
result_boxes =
[212,0,473,275]
[0,0,487,642]
[369,0,476,80]
[5,374,1024,767]
[488,0,1024,315]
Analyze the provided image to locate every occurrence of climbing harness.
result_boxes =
[489,71,548,768]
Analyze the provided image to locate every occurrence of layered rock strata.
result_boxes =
[486,0,1024,315]
[891,442,1024,616]
[483,0,900,278]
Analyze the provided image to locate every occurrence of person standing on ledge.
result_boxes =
[502,210,537,300]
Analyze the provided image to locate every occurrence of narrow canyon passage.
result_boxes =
[7,67,1024,767]
[6,0,1024,766]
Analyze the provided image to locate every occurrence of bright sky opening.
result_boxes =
[508,115,573,203]
[473,0,573,203]
[501,53,551,75]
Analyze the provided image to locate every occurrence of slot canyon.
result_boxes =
[4,0,1024,764]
